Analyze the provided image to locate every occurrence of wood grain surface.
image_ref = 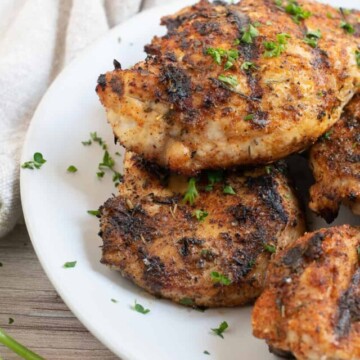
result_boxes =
[0,225,118,360]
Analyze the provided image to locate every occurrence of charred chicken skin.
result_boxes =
[252,225,360,360]
[96,0,360,175]
[99,152,305,308]
[310,94,360,223]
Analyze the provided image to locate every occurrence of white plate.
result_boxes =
[21,1,360,359]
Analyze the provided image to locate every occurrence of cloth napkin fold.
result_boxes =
[0,0,169,238]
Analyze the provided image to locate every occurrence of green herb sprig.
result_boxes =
[304,30,321,48]
[241,24,259,44]
[21,153,46,170]
[211,321,229,339]
[264,33,291,58]
[132,301,150,315]
[211,271,231,285]
[183,178,199,205]
[206,48,239,70]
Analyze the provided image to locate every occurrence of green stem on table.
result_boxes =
[0,328,44,360]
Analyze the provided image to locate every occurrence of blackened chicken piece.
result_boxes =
[252,226,360,360]
[99,152,305,308]
[310,94,360,223]
[97,0,360,175]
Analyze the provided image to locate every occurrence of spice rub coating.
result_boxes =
[99,152,305,308]
[252,225,360,360]
[309,94,360,223]
[96,0,360,174]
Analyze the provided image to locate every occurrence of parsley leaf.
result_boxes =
[204,350,211,355]
[67,165,78,173]
[211,321,229,339]
[206,48,239,70]
[284,0,312,24]
[264,243,276,253]
[241,61,258,71]
[218,74,238,87]
[183,178,199,205]
[223,185,236,195]
[98,150,122,187]
[8,318,14,325]
[90,132,107,149]
[304,29,321,48]
[132,301,150,315]
[206,170,224,191]
[87,210,100,216]
[264,33,290,58]
[241,24,259,44]
[244,114,254,121]
[340,21,355,34]
[21,152,46,170]
[193,209,209,221]
[81,139,92,146]
[322,130,333,140]
[63,261,77,268]
[111,299,118,303]
[179,297,195,306]
[211,271,231,285]
[356,50,360,67]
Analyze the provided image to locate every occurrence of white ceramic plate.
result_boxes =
[21,1,360,359]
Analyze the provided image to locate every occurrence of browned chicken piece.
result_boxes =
[96,0,360,175]
[99,152,305,308]
[252,225,360,360]
[309,94,360,223]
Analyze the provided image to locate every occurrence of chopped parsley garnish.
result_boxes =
[233,38,240,45]
[223,185,236,195]
[265,165,273,174]
[179,297,195,306]
[211,321,229,338]
[264,33,290,58]
[97,171,105,179]
[241,61,258,71]
[340,7,352,16]
[304,30,321,48]
[111,299,118,303]
[326,12,333,19]
[206,48,239,70]
[81,139,92,146]
[218,74,238,87]
[0,262,2,267]
[340,21,355,34]
[356,50,360,67]
[8,318,14,325]
[132,301,150,315]
[67,165,78,173]
[183,178,199,205]
[211,271,231,285]
[0,328,43,360]
[204,350,211,355]
[98,150,122,187]
[193,209,209,221]
[244,114,254,121]
[241,24,259,44]
[90,131,107,150]
[264,243,276,253]
[21,152,46,170]
[284,0,312,24]
[87,210,100,216]
[63,261,77,268]
[205,170,224,191]
[322,130,333,140]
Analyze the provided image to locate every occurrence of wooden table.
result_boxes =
[0,225,118,359]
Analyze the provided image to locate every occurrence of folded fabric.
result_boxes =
[0,0,169,237]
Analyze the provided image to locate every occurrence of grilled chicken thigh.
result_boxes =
[309,94,360,223]
[99,152,305,307]
[97,0,360,175]
[252,225,360,360]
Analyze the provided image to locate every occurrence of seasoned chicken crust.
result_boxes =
[97,0,360,174]
[252,225,360,360]
[99,152,305,308]
[310,94,360,223]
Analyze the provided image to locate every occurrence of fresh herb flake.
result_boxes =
[322,130,333,140]
[218,74,238,88]
[67,165,78,173]
[284,0,312,24]
[206,48,239,70]
[179,297,195,306]
[111,299,118,303]
[8,318,14,325]
[211,321,229,338]
[223,185,236,195]
[241,61,258,71]
[63,261,77,269]
[340,21,355,34]
[81,139,92,146]
[241,24,259,44]
[132,301,150,315]
[244,114,254,121]
[87,210,100,216]
[204,350,211,355]
[264,243,276,253]
[264,33,290,58]
[193,209,209,222]
[304,29,321,48]
[356,50,360,67]
[183,178,199,205]
[205,170,224,191]
[21,152,46,170]
[211,271,231,285]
